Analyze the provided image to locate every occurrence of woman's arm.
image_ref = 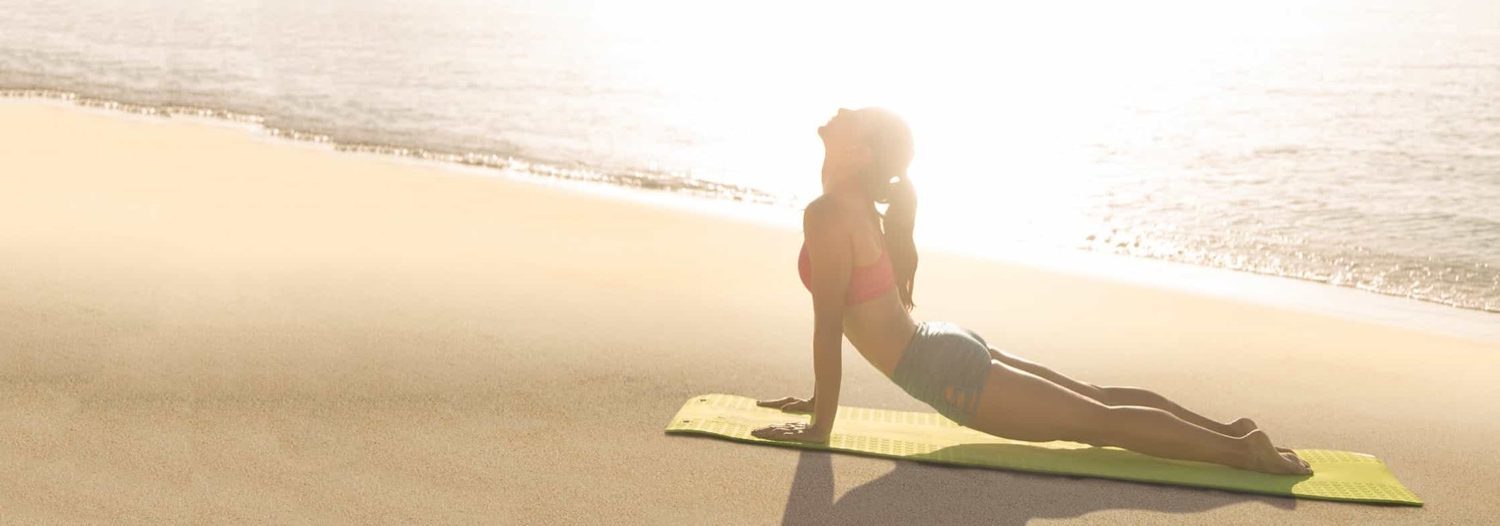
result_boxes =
[751,199,852,443]
[805,199,853,439]
[806,313,843,439]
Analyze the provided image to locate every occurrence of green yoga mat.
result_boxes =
[665,393,1422,506]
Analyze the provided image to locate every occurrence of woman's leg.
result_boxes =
[965,359,1309,474]
[984,346,1253,437]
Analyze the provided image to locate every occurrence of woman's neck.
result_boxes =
[820,173,867,199]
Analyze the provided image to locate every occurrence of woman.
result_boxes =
[749,107,1312,476]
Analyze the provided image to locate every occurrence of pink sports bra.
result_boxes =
[798,240,896,305]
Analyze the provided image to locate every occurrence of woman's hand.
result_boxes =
[750,422,830,444]
[756,396,815,413]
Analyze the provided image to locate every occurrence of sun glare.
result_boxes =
[555,0,1339,254]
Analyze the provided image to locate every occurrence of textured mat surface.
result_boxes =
[665,393,1422,506]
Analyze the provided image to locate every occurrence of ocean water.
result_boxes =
[2,0,1496,314]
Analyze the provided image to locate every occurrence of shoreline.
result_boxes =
[0,87,790,207]
[4,94,1491,345]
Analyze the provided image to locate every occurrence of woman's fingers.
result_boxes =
[756,396,814,412]
[756,396,796,408]
[751,422,807,440]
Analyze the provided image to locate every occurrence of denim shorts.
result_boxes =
[891,321,994,426]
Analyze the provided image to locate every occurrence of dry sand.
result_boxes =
[2,100,1497,524]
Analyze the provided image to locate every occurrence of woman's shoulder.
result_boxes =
[803,195,862,228]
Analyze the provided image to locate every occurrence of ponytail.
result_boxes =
[881,174,918,312]
[858,108,918,312]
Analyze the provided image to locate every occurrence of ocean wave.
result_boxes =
[1080,226,1499,314]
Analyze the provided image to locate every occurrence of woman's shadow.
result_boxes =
[780,449,1296,525]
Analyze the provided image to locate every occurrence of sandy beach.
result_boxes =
[3,100,1497,524]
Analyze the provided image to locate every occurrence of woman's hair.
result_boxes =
[855,108,918,312]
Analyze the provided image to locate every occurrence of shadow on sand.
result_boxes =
[780,449,1296,525]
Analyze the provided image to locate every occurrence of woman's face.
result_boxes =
[817,108,872,178]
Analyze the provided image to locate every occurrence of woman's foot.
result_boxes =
[1240,430,1313,475]
[1226,417,1299,456]
[1226,417,1257,436]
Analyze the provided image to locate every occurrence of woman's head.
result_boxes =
[817,107,915,197]
[817,106,920,311]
